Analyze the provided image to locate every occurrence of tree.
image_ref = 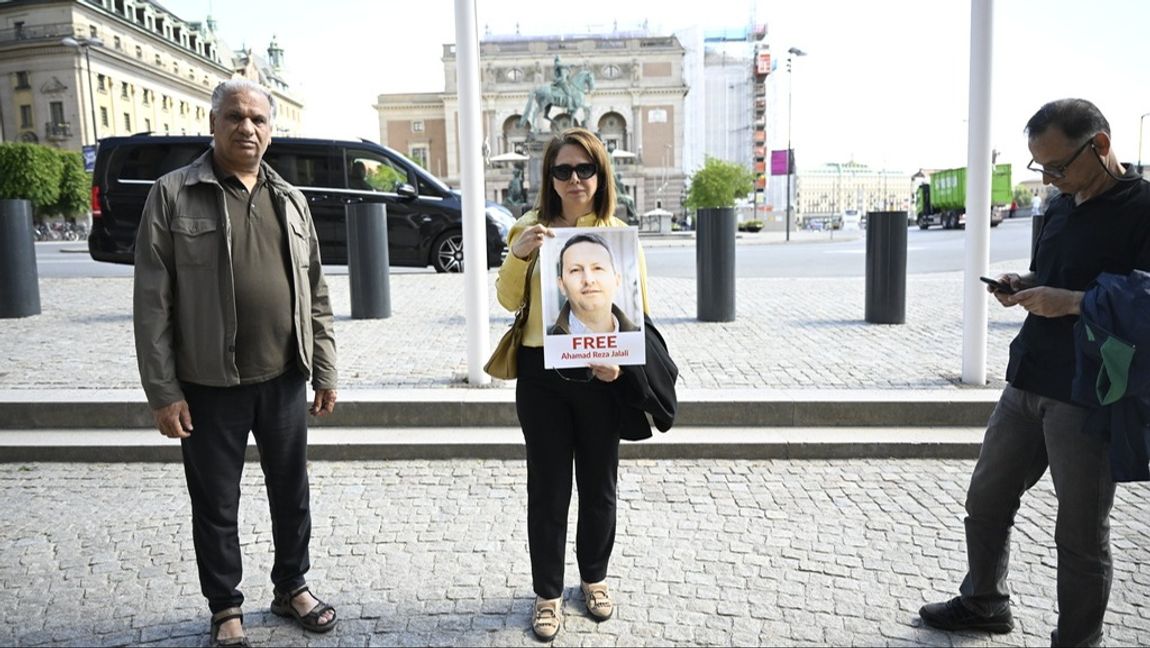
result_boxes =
[0,143,64,210]
[43,151,90,220]
[1012,184,1032,208]
[683,156,754,210]
[0,143,91,221]
[368,165,407,192]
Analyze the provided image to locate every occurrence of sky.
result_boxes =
[161,0,1150,176]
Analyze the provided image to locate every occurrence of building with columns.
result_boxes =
[0,0,302,152]
[796,161,914,222]
[374,31,690,218]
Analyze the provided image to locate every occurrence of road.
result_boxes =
[34,217,1036,279]
[645,217,1036,278]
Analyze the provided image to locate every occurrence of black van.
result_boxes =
[88,135,514,272]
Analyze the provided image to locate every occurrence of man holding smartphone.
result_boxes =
[920,99,1150,647]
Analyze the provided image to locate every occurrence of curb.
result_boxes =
[0,389,1000,430]
[0,426,986,463]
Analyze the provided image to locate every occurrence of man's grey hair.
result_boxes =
[1025,98,1109,141]
[210,79,277,120]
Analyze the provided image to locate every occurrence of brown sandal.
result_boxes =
[270,584,338,633]
[209,607,251,648]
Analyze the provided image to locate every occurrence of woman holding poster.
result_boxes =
[495,127,649,641]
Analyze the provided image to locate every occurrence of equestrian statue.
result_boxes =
[519,56,595,130]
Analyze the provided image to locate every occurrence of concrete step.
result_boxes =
[0,388,1000,430]
[0,426,986,463]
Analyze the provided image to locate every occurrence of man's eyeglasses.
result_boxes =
[1027,138,1094,179]
[550,163,597,182]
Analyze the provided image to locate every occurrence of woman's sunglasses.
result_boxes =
[550,163,597,182]
[553,367,595,383]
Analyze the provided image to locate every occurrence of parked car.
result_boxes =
[88,135,514,272]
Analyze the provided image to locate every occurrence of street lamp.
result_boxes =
[785,46,806,242]
[60,36,103,147]
[1138,111,1150,176]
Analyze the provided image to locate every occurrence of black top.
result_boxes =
[1007,167,1150,402]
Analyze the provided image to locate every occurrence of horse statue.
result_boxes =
[519,69,595,130]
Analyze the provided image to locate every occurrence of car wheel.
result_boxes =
[432,230,464,273]
[918,216,929,230]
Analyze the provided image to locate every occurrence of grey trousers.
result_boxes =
[960,384,1115,646]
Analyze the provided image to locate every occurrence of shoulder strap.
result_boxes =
[521,255,538,314]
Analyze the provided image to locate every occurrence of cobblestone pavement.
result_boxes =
[0,264,1025,392]
[2,459,1148,647]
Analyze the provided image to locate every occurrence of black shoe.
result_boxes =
[919,597,1013,633]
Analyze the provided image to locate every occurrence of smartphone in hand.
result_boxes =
[979,276,1016,295]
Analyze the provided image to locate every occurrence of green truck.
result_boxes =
[915,164,1011,229]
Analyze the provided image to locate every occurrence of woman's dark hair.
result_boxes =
[1025,98,1110,141]
[535,127,616,224]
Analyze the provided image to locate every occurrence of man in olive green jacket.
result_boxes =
[133,79,338,646]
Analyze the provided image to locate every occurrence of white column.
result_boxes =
[454,0,491,386]
[962,0,994,385]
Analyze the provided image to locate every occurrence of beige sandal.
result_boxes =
[209,607,251,648]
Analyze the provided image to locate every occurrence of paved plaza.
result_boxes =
[2,459,1149,647]
[5,238,1146,647]
[0,263,1026,394]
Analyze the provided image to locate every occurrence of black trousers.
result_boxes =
[180,368,311,613]
[515,346,621,600]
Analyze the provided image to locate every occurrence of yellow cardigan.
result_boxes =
[496,210,650,348]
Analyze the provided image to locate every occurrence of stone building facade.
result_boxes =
[375,32,689,218]
[797,161,914,221]
[0,0,302,152]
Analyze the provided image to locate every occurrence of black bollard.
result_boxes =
[346,202,390,319]
[696,207,737,322]
[1030,213,1045,267]
[0,199,41,318]
[864,211,907,324]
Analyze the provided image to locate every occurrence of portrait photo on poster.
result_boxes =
[539,226,646,369]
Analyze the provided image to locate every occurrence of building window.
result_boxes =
[121,82,129,99]
[19,105,32,129]
[144,118,151,131]
[507,67,523,82]
[123,113,131,131]
[602,64,621,79]
[49,101,65,125]
[162,95,171,111]
[163,123,169,134]
[410,145,430,169]
[135,46,143,59]
[89,25,98,39]
[142,89,150,105]
[97,74,107,92]
[15,71,30,89]
[155,54,162,66]
[173,62,179,75]
[411,120,424,133]
[113,36,121,50]
[100,107,109,127]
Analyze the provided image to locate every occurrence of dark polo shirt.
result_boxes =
[1007,167,1150,402]
[213,159,295,384]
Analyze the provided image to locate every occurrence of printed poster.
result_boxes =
[539,227,645,369]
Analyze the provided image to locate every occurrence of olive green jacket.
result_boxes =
[133,149,337,408]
